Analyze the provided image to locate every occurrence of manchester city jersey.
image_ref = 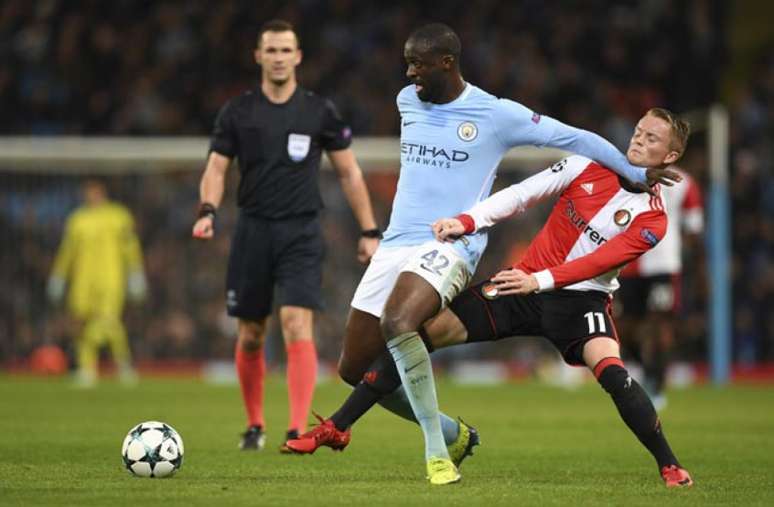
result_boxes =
[382,83,647,274]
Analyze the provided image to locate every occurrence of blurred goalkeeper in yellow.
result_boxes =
[48,179,147,387]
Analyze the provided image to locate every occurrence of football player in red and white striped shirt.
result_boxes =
[286,109,693,487]
[427,108,693,487]
[618,168,704,409]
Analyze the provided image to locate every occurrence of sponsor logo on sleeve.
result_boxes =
[531,112,542,124]
[641,228,659,247]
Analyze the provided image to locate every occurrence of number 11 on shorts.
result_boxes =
[584,312,606,333]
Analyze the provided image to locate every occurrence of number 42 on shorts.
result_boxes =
[420,249,450,276]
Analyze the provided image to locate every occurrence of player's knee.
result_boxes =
[280,310,312,341]
[379,311,415,341]
[592,357,630,395]
[337,357,362,387]
[238,321,266,351]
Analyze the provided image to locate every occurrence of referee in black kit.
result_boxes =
[192,19,380,452]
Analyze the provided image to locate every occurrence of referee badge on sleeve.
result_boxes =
[288,133,311,162]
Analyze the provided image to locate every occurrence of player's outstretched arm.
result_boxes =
[193,152,231,240]
[432,157,587,241]
[492,100,681,188]
[545,119,683,189]
[328,148,380,264]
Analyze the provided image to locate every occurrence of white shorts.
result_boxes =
[350,240,472,318]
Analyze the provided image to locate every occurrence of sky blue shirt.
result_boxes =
[383,83,646,273]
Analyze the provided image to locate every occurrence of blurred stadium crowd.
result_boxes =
[1,0,773,366]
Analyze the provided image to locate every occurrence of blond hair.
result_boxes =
[647,107,691,156]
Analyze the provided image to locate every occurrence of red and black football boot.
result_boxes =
[284,412,351,454]
[661,465,693,488]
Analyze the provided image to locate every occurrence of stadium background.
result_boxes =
[1,0,772,380]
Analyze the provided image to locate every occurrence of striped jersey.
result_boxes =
[460,155,667,293]
[621,168,703,276]
[384,83,650,274]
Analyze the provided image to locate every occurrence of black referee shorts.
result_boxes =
[226,213,325,321]
[448,281,618,366]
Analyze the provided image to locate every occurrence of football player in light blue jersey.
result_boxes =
[388,60,677,272]
[285,23,681,485]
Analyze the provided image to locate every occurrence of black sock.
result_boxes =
[330,350,402,431]
[597,361,679,469]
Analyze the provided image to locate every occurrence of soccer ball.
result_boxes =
[121,421,184,478]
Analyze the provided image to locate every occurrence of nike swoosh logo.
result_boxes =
[404,359,426,373]
[402,121,417,127]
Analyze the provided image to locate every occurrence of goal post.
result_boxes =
[706,104,732,385]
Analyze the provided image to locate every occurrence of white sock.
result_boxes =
[378,387,460,445]
[387,332,449,461]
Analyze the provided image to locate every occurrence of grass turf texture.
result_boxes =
[1,374,772,506]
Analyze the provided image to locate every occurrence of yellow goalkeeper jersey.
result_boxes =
[51,202,144,317]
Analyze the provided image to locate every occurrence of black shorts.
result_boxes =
[617,274,680,317]
[226,212,325,320]
[448,281,618,366]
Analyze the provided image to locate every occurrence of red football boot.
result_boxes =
[284,413,351,454]
[661,465,693,488]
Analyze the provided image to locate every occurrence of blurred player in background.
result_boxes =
[618,168,704,410]
[290,109,693,488]
[285,23,681,484]
[192,20,379,452]
[48,178,147,387]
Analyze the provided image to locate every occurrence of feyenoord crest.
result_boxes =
[481,283,499,299]
[287,133,311,162]
[457,121,478,142]
[614,209,631,226]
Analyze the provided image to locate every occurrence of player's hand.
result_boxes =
[357,237,379,264]
[46,276,65,303]
[432,218,465,242]
[127,271,147,302]
[645,166,682,187]
[490,268,538,295]
[192,216,214,240]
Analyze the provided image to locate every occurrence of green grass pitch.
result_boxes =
[1,374,773,506]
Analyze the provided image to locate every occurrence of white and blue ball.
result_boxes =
[121,421,184,478]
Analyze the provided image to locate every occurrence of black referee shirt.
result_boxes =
[209,86,352,219]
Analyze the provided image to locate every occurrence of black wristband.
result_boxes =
[197,202,217,220]
[361,228,382,239]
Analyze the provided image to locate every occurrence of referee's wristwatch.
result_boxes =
[197,202,217,220]
[360,228,382,239]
